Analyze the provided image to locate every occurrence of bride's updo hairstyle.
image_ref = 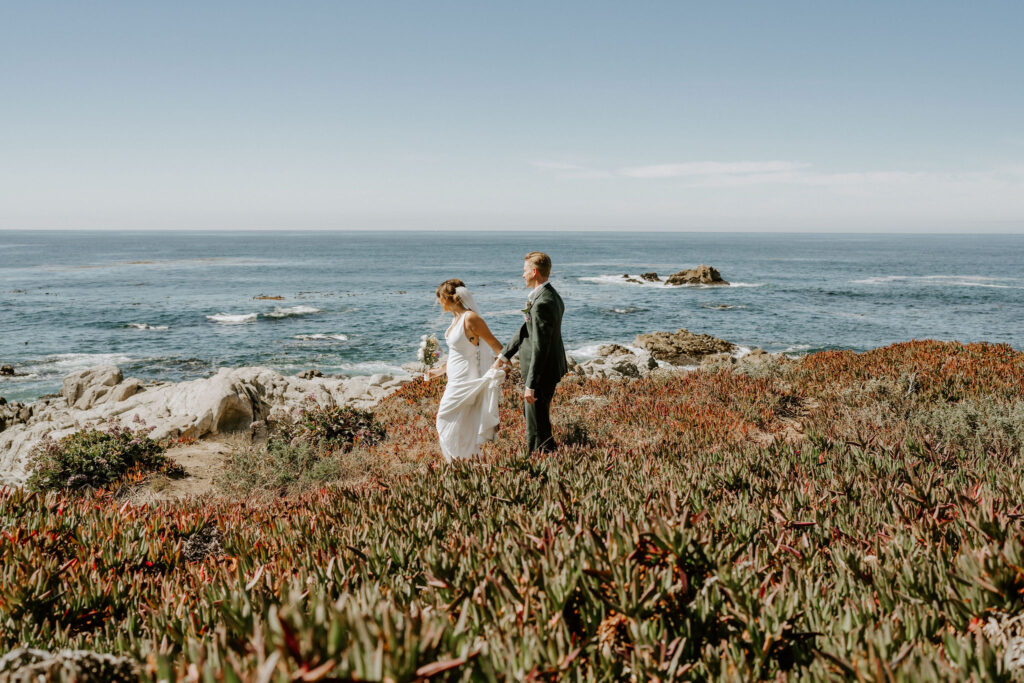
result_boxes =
[436,278,467,308]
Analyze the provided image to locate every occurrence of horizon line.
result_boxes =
[2,227,1024,235]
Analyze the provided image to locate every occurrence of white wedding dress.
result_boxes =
[436,311,505,462]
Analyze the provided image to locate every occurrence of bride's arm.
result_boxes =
[465,312,503,355]
[425,362,446,380]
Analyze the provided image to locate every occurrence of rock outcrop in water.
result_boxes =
[634,328,736,365]
[665,265,729,286]
[0,366,408,486]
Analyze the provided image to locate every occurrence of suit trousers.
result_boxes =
[524,384,557,453]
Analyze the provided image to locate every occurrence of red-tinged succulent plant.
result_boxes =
[0,341,1022,680]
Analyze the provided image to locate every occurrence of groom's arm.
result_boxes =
[523,299,557,390]
[501,322,528,362]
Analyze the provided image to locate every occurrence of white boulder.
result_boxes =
[0,365,411,487]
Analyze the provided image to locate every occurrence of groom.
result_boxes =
[496,251,568,453]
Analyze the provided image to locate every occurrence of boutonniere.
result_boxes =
[522,300,532,322]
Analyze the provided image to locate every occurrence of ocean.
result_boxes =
[1,230,1022,403]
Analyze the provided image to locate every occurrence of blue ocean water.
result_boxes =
[1,230,1022,403]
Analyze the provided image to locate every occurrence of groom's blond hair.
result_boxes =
[525,251,551,278]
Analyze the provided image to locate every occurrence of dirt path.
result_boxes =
[130,437,241,504]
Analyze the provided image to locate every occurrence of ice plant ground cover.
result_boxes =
[1,341,1023,680]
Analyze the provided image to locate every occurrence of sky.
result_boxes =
[1,1,1022,232]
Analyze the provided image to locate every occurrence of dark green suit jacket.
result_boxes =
[502,283,568,392]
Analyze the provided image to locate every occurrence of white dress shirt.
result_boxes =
[528,281,550,305]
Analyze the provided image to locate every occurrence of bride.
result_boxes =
[427,279,506,462]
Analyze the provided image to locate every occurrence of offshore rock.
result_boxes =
[665,264,729,286]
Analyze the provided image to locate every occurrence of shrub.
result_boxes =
[217,438,344,497]
[289,402,386,452]
[913,396,1024,456]
[26,423,178,493]
[218,404,392,497]
[560,416,596,448]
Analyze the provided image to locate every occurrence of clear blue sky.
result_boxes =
[2,1,1022,231]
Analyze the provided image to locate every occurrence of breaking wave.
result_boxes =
[852,275,1020,289]
[264,305,322,318]
[123,323,169,331]
[206,312,258,324]
[292,333,349,341]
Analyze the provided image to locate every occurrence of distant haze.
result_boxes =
[1,2,1022,232]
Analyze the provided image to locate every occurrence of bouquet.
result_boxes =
[417,334,441,371]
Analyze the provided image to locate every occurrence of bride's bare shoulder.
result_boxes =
[463,310,489,333]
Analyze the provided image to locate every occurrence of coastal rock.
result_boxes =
[0,648,138,682]
[182,524,224,562]
[596,343,635,358]
[634,328,735,365]
[575,344,659,380]
[0,364,14,376]
[640,272,661,282]
[297,369,323,379]
[108,377,144,403]
[665,265,729,286]
[62,366,123,409]
[701,347,787,374]
[610,358,640,378]
[0,365,413,487]
[0,399,27,433]
[978,611,1024,671]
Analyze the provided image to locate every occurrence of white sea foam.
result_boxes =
[49,353,135,369]
[579,275,668,288]
[332,361,408,376]
[701,303,744,310]
[852,275,1019,289]
[292,333,349,341]
[206,312,258,324]
[10,353,137,381]
[780,344,812,354]
[123,323,169,331]
[264,305,322,319]
[568,342,648,361]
